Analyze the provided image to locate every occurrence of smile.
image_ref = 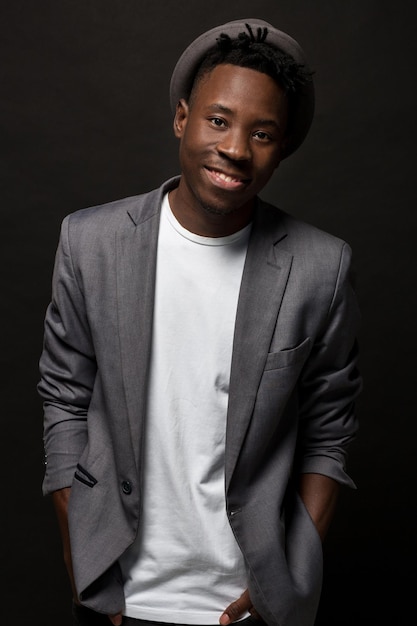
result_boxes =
[205,167,250,190]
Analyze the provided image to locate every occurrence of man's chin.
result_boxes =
[201,202,241,217]
[198,192,252,218]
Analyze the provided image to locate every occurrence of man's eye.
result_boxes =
[253,131,270,140]
[210,117,226,127]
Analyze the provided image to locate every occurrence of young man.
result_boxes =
[38,18,362,626]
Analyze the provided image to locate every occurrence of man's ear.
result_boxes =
[173,98,189,138]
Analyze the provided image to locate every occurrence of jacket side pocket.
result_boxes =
[74,463,98,488]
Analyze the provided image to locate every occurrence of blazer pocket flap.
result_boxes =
[265,337,311,371]
[74,463,98,488]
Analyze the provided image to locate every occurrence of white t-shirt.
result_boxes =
[119,194,251,624]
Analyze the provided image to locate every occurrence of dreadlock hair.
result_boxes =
[188,23,313,136]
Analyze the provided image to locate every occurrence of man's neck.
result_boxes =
[168,184,255,238]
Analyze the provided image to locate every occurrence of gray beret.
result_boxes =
[169,18,315,158]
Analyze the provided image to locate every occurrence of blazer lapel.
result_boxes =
[225,201,293,491]
[115,180,178,470]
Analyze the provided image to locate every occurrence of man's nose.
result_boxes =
[217,130,251,161]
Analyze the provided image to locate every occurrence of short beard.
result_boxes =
[200,201,241,216]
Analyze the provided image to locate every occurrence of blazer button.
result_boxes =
[121,480,132,495]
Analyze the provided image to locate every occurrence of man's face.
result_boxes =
[172,63,289,235]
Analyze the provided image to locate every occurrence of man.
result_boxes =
[38,18,362,626]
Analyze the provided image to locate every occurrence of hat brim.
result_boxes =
[169,18,315,158]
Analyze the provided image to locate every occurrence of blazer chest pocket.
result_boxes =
[264,337,311,371]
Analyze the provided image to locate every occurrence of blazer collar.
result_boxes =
[125,176,180,226]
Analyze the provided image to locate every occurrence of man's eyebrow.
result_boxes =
[256,118,281,129]
[206,103,233,114]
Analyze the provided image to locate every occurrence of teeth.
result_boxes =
[216,171,239,183]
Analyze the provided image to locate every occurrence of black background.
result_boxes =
[2,1,416,624]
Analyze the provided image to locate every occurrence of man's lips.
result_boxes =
[204,167,251,190]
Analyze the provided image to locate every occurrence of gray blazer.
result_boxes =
[38,176,361,626]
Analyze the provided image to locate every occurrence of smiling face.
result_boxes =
[169,63,289,236]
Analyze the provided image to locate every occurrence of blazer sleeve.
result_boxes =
[296,242,362,488]
[38,215,97,495]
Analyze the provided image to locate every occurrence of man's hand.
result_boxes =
[108,614,123,625]
[220,589,260,625]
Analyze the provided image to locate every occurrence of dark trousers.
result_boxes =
[72,604,265,626]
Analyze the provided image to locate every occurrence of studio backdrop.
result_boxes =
[2,1,416,624]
